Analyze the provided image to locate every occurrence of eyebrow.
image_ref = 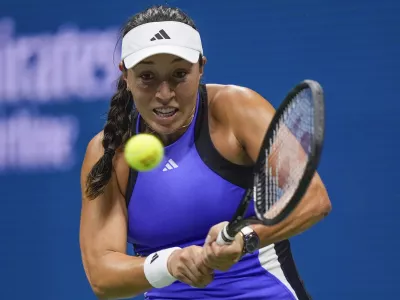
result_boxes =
[137,57,184,65]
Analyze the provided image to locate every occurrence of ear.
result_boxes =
[119,61,128,78]
[199,56,207,77]
[202,56,207,66]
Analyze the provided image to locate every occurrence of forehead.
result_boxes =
[135,54,190,67]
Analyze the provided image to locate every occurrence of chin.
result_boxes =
[145,119,177,135]
[153,125,178,136]
[148,111,189,136]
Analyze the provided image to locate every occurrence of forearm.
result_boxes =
[253,175,331,248]
[90,252,151,299]
[253,208,327,248]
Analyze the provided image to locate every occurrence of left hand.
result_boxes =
[202,222,244,271]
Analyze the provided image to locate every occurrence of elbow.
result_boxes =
[90,278,119,300]
[86,268,114,300]
[301,195,331,228]
[90,276,126,300]
[82,262,108,299]
[82,252,134,300]
[87,272,109,300]
[302,174,331,219]
[90,273,138,300]
[91,282,108,300]
[318,196,332,218]
[312,186,332,220]
[305,177,332,221]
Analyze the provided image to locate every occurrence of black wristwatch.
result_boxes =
[240,226,260,255]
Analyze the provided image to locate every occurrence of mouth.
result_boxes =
[153,107,178,119]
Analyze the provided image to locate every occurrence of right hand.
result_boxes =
[167,245,214,288]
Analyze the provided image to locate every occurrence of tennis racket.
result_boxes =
[216,79,325,245]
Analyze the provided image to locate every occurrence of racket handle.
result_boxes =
[216,224,235,246]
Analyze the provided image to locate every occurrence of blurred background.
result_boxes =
[0,0,399,299]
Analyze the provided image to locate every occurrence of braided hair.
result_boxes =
[85,5,201,199]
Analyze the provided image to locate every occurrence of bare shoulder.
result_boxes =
[81,131,105,177]
[206,83,275,123]
[86,130,103,155]
[205,84,276,163]
[81,131,129,199]
[207,84,255,99]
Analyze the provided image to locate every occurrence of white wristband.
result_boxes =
[144,247,181,288]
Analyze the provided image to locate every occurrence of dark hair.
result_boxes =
[85,5,201,200]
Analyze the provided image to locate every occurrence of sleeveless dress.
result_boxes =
[125,84,311,300]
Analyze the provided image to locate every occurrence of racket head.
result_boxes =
[253,79,325,226]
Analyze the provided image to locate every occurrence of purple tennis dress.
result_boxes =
[125,84,311,300]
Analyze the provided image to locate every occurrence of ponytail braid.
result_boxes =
[85,75,133,200]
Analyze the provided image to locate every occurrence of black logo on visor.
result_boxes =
[150,29,171,41]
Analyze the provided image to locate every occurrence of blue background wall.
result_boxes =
[0,0,398,299]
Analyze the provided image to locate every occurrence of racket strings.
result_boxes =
[261,88,315,219]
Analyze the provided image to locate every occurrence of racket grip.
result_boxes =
[216,224,235,246]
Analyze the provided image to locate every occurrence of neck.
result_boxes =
[153,127,188,146]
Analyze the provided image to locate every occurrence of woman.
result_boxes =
[79,5,331,300]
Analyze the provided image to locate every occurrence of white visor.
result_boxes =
[121,21,203,69]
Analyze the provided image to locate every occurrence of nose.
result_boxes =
[155,81,174,104]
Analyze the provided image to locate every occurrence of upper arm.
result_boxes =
[212,85,276,163]
[214,85,331,212]
[213,86,327,185]
[79,133,128,283]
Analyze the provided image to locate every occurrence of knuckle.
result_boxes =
[193,277,202,284]
[200,278,210,287]
[193,274,208,286]
[207,275,214,284]
[204,273,213,280]
[203,276,213,285]
[176,264,185,273]
[194,262,203,270]
[179,253,190,263]
[214,249,222,258]
[203,260,212,269]
[175,274,185,281]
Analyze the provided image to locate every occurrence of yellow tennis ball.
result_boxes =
[124,133,164,171]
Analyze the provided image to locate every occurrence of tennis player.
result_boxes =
[79,5,331,300]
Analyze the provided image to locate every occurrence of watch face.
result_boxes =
[245,234,260,253]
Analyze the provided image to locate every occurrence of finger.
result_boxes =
[173,265,197,286]
[203,244,220,268]
[211,242,238,260]
[204,245,229,271]
[196,256,214,276]
[181,265,204,287]
[209,222,229,240]
[210,244,239,271]
[173,256,204,286]
[203,235,212,247]
[185,259,212,287]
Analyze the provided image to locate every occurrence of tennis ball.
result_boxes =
[124,133,164,171]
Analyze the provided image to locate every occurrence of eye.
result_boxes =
[140,72,154,81]
[173,70,187,79]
